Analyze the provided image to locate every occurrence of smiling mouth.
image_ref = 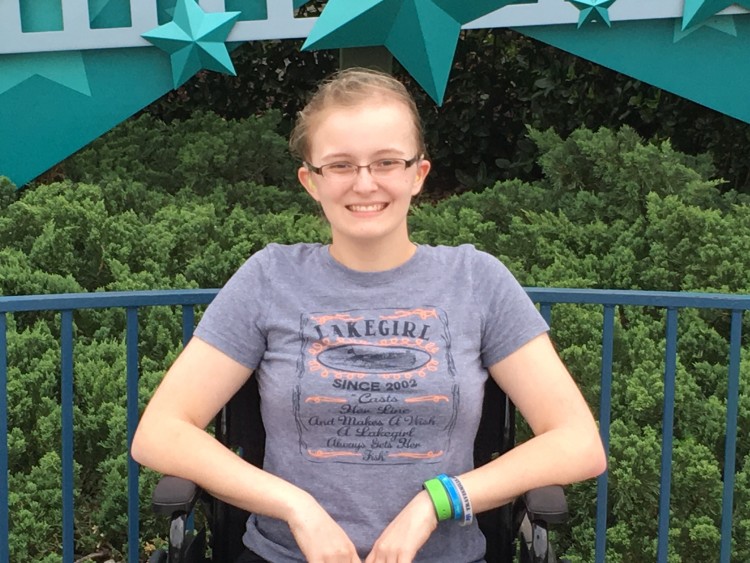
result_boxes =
[347,203,388,213]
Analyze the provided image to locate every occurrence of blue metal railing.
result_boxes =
[0,288,747,563]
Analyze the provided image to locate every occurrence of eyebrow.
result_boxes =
[319,148,410,162]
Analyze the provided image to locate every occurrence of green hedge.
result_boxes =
[2,112,749,561]
[139,31,750,198]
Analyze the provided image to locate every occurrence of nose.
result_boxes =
[351,166,377,193]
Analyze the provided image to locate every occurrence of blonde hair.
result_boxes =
[289,67,426,162]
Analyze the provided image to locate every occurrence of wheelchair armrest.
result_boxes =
[513,486,569,563]
[514,485,568,525]
[513,485,568,563]
[150,476,208,563]
[152,475,202,516]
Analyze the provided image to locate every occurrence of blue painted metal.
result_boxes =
[526,288,750,310]
[0,314,8,563]
[720,309,743,563]
[126,308,140,563]
[539,303,552,326]
[2,288,750,315]
[61,310,74,563]
[595,305,615,563]
[0,289,217,313]
[0,288,749,561]
[182,305,195,347]
[181,305,196,533]
[656,308,679,563]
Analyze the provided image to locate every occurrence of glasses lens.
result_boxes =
[322,163,356,179]
[370,159,406,176]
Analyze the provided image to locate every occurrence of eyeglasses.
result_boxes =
[305,155,421,181]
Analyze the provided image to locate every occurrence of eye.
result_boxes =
[324,162,356,174]
[372,159,404,170]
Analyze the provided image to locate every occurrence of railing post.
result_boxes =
[61,310,75,563]
[539,303,552,326]
[182,305,195,348]
[595,305,615,563]
[126,307,140,563]
[0,313,8,563]
[720,310,743,563]
[181,305,196,532]
[656,307,679,563]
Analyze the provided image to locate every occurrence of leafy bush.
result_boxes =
[2,115,749,561]
[411,126,750,562]
[136,31,750,198]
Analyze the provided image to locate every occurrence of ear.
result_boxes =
[411,158,431,196]
[298,165,320,202]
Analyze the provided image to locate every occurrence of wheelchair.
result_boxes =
[147,377,570,563]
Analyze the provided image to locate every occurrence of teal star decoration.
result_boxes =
[0,51,91,96]
[142,0,240,88]
[674,15,738,42]
[566,0,617,28]
[682,0,750,30]
[302,0,537,105]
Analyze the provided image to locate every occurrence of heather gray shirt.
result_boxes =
[194,243,548,562]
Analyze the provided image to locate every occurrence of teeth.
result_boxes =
[348,204,386,212]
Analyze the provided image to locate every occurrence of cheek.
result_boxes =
[317,187,344,208]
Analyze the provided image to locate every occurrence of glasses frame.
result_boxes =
[304,154,422,179]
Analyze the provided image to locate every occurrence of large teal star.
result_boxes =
[302,0,537,105]
[566,0,617,28]
[142,0,240,88]
[682,0,750,30]
[673,15,738,42]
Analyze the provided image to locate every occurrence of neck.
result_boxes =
[329,235,417,272]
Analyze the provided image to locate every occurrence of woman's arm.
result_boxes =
[457,331,607,511]
[366,332,606,562]
[131,337,361,563]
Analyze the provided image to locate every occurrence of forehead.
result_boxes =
[307,98,419,160]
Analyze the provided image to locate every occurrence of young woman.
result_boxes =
[131,68,607,563]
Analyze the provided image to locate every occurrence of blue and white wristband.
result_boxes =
[450,476,474,526]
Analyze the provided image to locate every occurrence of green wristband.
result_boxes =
[423,478,453,521]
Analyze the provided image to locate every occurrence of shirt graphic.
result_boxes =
[294,307,458,464]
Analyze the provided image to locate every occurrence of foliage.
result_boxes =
[410,126,750,562]
[2,114,749,561]
[132,30,750,199]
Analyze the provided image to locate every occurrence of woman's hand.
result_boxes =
[365,491,438,563]
[287,496,361,563]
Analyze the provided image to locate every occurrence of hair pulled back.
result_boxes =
[289,67,426,162]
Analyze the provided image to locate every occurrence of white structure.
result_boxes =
[1,0,746,55]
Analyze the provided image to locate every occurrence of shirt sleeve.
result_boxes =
[193,248,270,369]
[471,249,549,368]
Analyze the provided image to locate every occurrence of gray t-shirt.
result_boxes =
[194,243,548,562]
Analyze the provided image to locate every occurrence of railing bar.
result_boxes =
[0,289,218,313]
[0,313,8,563]
[719,309,743,563]
[182,305,195,347]
[539,303,552,326]
[656,307,678,563]
[61,311,75,563]
[3,288,750,313]
[595,305,615,563]
[526,288,750,310]
[126,308,140,563]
